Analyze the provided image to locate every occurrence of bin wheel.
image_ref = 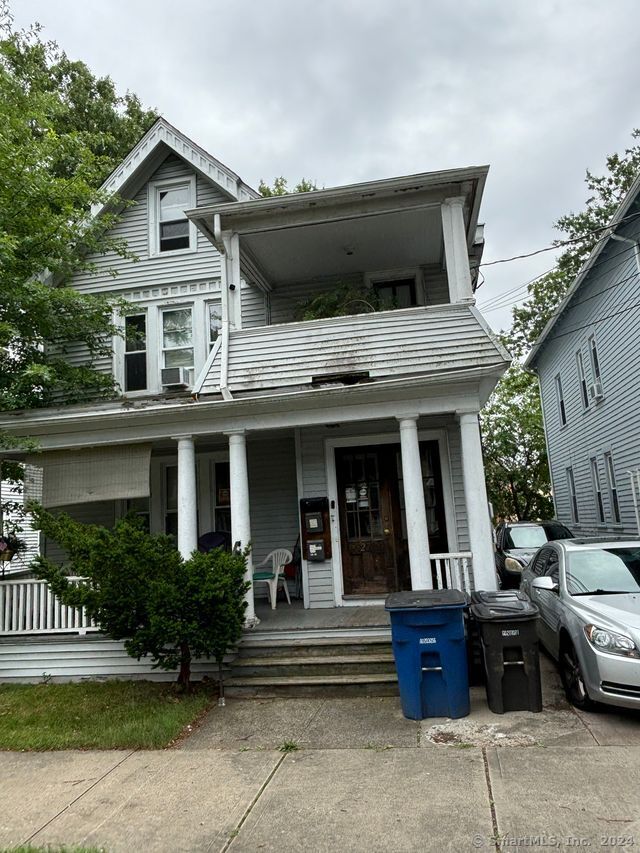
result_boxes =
[559,640,596,711]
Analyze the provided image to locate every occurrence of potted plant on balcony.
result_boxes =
[0,529,27,562]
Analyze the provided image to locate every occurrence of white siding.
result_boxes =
[202,303,507,396]
[0,481,40,575]
[70,154,226,295]
[241,283,268,328]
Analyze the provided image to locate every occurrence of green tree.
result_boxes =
[482,362,553,521]
[258,176,318,196]
[30,509,249,688]
[482,128,640,519]
[0,5,157,416]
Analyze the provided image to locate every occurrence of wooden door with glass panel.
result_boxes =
[336,445,408,596]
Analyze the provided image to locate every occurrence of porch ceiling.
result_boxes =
[242,206,443,284]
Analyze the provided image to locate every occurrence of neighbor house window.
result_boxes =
[567,466,579,523]
[148,176,195,256]
[591,457,605,523]
[555,374,567,426]
[589,335,601,380]
[162,307,194,372]
[576,351,589,408]
[605,452,621,523]
[124,313,147,392]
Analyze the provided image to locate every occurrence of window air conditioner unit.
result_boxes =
[161,367,190,389]
[588,380,604,402]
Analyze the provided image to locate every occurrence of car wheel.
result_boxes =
[559,640,596,711]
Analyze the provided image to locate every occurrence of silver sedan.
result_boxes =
[520,538,640,710]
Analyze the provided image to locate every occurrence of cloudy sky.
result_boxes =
[12,0,640,331]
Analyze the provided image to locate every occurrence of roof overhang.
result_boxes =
[187,166,489,286]
[526,171,640,369]
[90,117,259,219]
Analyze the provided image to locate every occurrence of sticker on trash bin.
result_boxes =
[419,637,437,644]
[501,629,520,637]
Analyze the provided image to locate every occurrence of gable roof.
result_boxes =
[525,171,640,368]
[90,117,259,217]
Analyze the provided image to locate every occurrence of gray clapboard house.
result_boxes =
[526,174,640,537]
[0,119,509,684]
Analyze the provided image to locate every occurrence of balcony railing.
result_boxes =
[0,577,98,636]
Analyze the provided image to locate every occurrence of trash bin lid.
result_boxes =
[470,590,539,621]
[385,589,468,610]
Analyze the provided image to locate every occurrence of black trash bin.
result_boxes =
[470,590,542,714]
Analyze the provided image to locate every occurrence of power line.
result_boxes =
[550,295,640,342]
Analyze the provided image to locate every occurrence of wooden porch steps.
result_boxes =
[226,636,398,697]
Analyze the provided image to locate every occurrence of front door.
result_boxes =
[336,441,448,597]
[336,444,408,596]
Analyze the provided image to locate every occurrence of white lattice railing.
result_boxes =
[431,552,473,594]
[0,577,98,636]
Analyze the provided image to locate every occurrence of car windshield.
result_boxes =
[505,524,572,549]
[567,548,640,595]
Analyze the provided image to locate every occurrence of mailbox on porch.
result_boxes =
[300,497,332,562]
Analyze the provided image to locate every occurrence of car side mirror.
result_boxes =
[532,576,559,593]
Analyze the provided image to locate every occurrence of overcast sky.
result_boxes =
[12,0,640,331]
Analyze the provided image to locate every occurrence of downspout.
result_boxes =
[610,232,640,273]
[214,213,233,401]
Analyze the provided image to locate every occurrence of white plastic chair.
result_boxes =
[253,548,293,610]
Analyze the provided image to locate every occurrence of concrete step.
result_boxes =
[237,637,394,659]
[231,653,397,678]
[225,672,399,698]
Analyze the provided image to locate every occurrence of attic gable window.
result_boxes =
[148,175,196,256]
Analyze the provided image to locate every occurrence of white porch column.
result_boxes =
[458,412,497,591]
[441,196,474,303]
[175,436,198,560]
[227,430,257,626]
[398,416,432,590]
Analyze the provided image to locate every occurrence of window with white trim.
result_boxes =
[605,452,621,523]
[588,335,601,380]
[555,374,566,426]
[591,457,605,523]
[161,307,194,373]
[124,313,147,392]
[576,350,589,408]
[208,301,222,350]
[567,466,579,523]
[148,176,196,256]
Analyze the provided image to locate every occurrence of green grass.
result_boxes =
[0,681,214,750]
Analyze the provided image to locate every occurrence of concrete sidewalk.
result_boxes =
[3,658,640,852]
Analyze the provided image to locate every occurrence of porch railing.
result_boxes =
[0,577,98,636]
[431,552,473,594]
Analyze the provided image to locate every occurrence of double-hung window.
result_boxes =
[208,302,222,350]
[555,374,566,426]
[162,307,194,374]
[576,351,589,408]
[588,334,603,398]
[591,457,605,523]
[124,313,147,392]
[149,176,195,256]
[605,452,621,523]
[567,466,579,523]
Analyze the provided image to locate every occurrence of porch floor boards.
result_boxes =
[251,600,390,633]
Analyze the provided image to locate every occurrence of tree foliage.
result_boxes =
[258,176,318,196]
[482,128,640,520]
[482,362,553,521]
[30,509,249,687]
[0,4,158,417]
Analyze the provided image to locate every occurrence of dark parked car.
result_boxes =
[494,520,574,588]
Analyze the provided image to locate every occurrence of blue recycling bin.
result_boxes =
[385,589,470,720]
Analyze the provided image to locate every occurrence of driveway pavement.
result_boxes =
[2,656,640,852]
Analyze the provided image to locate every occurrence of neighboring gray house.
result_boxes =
[526,174,640,536]
[0,119,509,681]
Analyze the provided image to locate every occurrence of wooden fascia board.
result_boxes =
[187,166,489,236]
